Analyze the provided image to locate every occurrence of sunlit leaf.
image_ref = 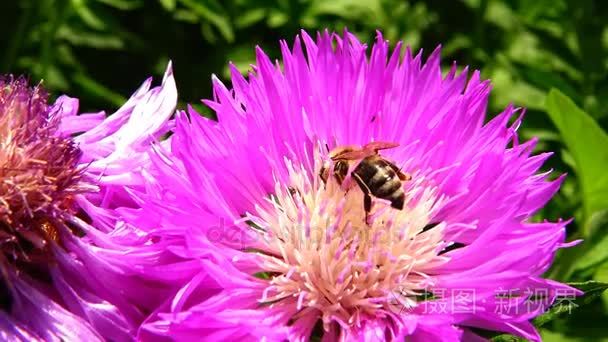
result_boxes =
[267,11,288,28]
[489,64,546,110]
[158,0,176,11]
[173,9,198,23]
[523,25,580,71]
[545,89,608,233]
[540,329,573,342]
[95,0,142,10]
[235,8,266,28]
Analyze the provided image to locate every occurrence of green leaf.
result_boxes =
[533,281,608,327]
[595,263,608,308]
[173,9,198,23]
[72,72,127,108]
[57,26,125,49]
[178,0,234,42]
[545,89,608,234]
[540,329,573,342]
[469,328,525,341]
[158,0,175,11]
[71,0,108,30]
[234,8,266,28]
[570,211,608,275]
[95,0,142,10]
[267,10,289,28]
[511,61,581,103]
[491,334,526,342]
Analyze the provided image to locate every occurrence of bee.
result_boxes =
[320,142,411,222]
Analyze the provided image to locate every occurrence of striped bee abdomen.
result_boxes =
[354,157,405,210]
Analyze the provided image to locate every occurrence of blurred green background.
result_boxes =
[2,0,608,340]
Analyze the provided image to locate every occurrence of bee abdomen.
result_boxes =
[354,159,405,209]
[388,188,405,210]
[374,178,401,197]
[353,158,378,183]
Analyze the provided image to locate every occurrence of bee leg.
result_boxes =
[363,193,372,225]
[386,160,412,181]
[352,173,373,225]
[319,166,329,189]
[288,186,302,199]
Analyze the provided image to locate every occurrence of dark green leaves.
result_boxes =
[484,281,608,341]
[534,281,608,327]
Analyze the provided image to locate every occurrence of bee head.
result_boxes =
[328,146,356,160]
[319,159,349,185]
[319,164,330,184]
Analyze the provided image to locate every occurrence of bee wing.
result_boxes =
[364,141,400,152]
[333,150,373,160]
[384,159,412,181]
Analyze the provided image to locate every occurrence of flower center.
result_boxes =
[0,78,87,291]
[246,151,449,331]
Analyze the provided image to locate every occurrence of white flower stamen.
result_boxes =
[248,150,449,331]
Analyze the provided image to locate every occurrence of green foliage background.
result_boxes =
[2,0,608,340]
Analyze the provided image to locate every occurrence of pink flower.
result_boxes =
[127,32,578,341]
[0,64,177,341]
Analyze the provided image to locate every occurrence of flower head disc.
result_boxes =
[250,153,448,332]
[0,77,88,279]
[0,65,179,341]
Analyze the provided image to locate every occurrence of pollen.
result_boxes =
[245,149,449,332]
